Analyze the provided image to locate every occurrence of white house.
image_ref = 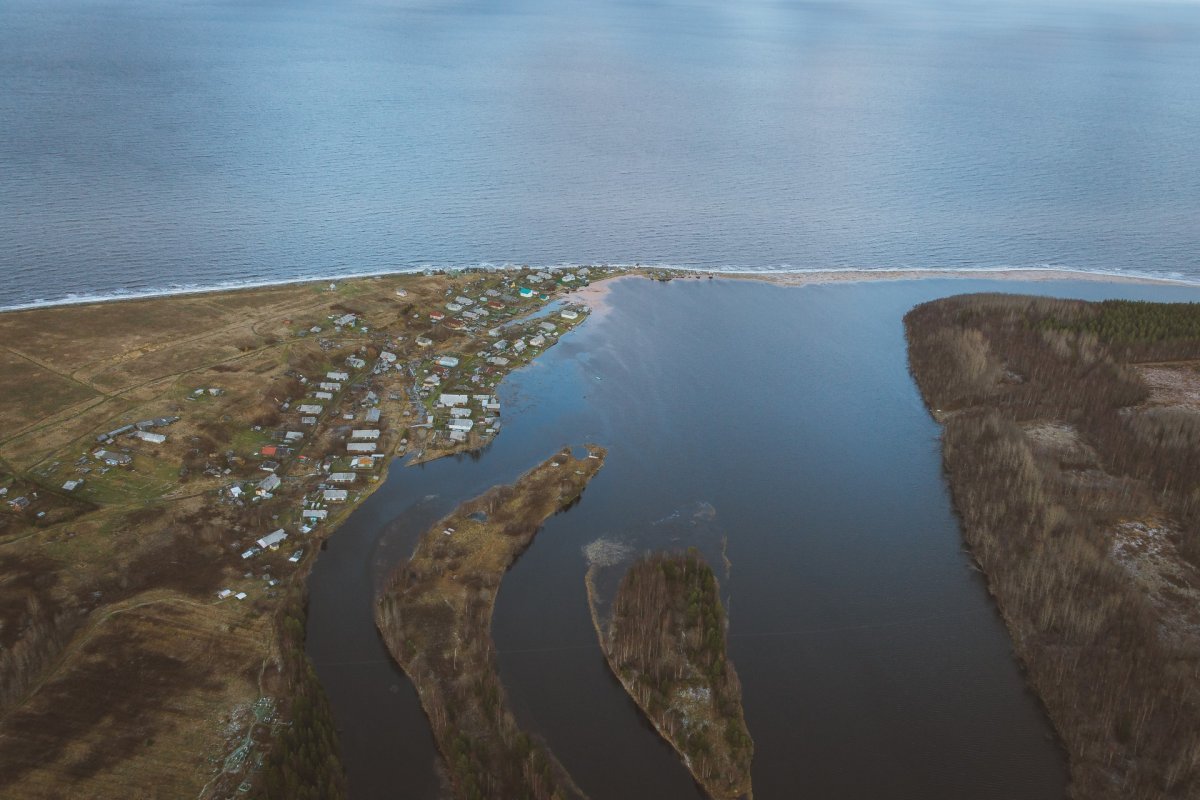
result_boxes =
[323,489,348,502]
[447,418,475,433]
[329,472,357,483]
[560,309,579,321]
[256,529,288,549]
[313,391,333,401]
[133,430,166,444]
[319,382,341,392]
[438,393,469,408]
[347,442,377,453]
[351,429,381,440]
[302,509,328,520]
[326,371,349,381]
[435,356,460,368]
[298,404,323,414]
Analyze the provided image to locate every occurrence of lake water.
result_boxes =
[3,0,1200,308]
[305,277,1200,799]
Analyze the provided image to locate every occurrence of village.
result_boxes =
[5,267,597,601]
[0,264,615,799]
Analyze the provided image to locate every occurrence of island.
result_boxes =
[587,551,754,800]
[905,295,1200,799]
[376,446,606,800]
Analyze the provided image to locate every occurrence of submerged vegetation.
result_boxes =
[376,447,606,800]
[905,294,1200,799]
[589,551,753,800]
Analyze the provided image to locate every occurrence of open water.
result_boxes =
[3,0,1200,308]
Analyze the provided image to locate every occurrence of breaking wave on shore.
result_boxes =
[3,262,1196,312]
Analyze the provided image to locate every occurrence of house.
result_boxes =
[301,416,318,426]
[229,485,244,499]
[538,322,557,333]
[260,445,280,458]
[351,430,381,440]
[415,336,433,347]
[487,300,505,310]
[133,430,166,444]
[334,313,357,327]
[445,302,463,312]
[447,418,475,433]
[518,287,534,298]
[297,404,323,415]
[347,442,377,453]
[284,431,304,442]
[326,371,349,381]
[438,394,469,408]
[454,296,475,306]
[289,549,304,562]
[241,547,261,560]
[302,509,328,520]
[429,311,445,322]
[323,489,348,502]
[560,273,576,283]
[379,351,397,363]
[435,356,460,368]
[8,496,31,512]
[512,339,527,354]
[365,408,381,423]
[560,309,579,321]
[529,334,546,348]
[313,391,333,401]
[319,382,342,392]
[450,407,472,419]
[257,474,281,495]
[486,356,510,366]
[462,310,479,321]
[350,456,374,469]
[346,357,366,369]
[257,529,288,549]
[217,589,233,599]
[260,460,280,473]
[329,472,357,483]
[492,340,508,351]
[62,479,83,492]
[93,449,132,466]
[445,318,466,330]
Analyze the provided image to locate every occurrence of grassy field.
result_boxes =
[0,267,605,798]
[376,446,606,800]
[906,295,1200,800]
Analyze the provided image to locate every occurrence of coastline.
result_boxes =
[4,265,1196,314]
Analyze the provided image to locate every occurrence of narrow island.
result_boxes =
[587,551,754,800]
[375,446,606,800]
[905,295,1200,799]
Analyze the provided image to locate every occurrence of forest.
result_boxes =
[905,294,1200,799]
[598,550,753,800]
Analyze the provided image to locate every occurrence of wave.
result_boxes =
[3,262,1197,312]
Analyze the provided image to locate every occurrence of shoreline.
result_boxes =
[4,265,1197,314]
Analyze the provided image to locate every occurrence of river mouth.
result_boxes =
[306,277,1200,799]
